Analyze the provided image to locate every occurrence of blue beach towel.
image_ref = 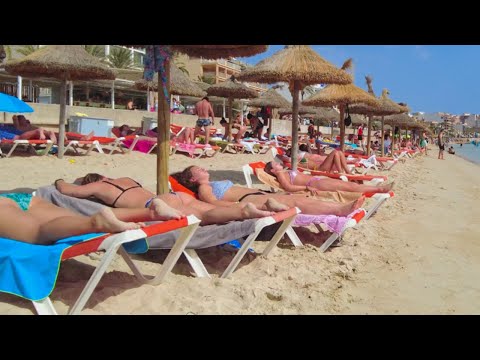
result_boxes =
[0,233,148,301]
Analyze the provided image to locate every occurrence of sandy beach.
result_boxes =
[1,146,479,315]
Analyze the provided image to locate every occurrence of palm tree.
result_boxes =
[301,85,317,100]
[83,45,105,58]
[16,45,40,57]
[198,75,216,85]
[174,60,189,76]
[107,47,133,69]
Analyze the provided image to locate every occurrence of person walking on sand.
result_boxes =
[438,129,445,160]
[194,96,215,146]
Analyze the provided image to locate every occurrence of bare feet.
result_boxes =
[84,131,94,141]
[92,208,143,233]
[149,198,185,220]
[379,181,395,193]
[265,198,290,212]
[242,202,275,219]
[48,132,57,144]
[337,196,366,216]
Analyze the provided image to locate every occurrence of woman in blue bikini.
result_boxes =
[171,166,365,216]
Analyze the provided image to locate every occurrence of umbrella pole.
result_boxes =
[228,97,234,142]
[381,116,385,157]
[157,60,171,195]
[391,125,396,157]
[291,80,300,170]
[366,115,372,156]
[57,78,67,159]
[339,105,345,152]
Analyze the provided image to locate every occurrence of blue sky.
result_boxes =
[239,45,480,115]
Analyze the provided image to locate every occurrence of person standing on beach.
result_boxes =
[438,129,445,160]
[194,96,215,145]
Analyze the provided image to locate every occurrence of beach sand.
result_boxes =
[0,147,479,314]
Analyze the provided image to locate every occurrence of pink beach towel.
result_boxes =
[294,208,364,234]
[123,138,155,154]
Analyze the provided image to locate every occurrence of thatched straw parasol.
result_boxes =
[302,59,379,151]
[5,45,115,158]
[134,64,206,97]
[248,88,290,109]
[278,105,317,116]
[136,45,267,195]
[206,76,258,141]
[236,45,352,169]
[169,45,268,59]
[348,76,408,155]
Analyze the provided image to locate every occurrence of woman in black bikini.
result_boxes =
[54,174,286,225]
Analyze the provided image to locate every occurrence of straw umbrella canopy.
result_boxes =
[5,45,115,159]
[302,59,379,152]
[237,45,352,170]
[349,76,408,155]
[134,64,206,97]
[134,45,267,195]
[169,45,268,59]
[248,88,291,109]
[206,76,258,141]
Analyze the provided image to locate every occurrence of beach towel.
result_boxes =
[294,208,364,234]
[0,232,145,301]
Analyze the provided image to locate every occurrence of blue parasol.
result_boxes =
[0,92,34,113]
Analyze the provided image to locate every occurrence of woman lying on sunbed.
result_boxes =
[54,175,286,226]
[264,161,393,194]
[171,166,365,216]
[279,144,353,174]
[12,115,58,143]
[0,191,178,245]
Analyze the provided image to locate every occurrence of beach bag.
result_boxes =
[344,104,352,127]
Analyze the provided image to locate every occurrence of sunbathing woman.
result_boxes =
[0,192,185,245]
[264,161,393,194]
[171,166,365,217]
[279,144,352,174]
[12,115,58,143]
[55,175,286,226]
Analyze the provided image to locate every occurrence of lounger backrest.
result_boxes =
[168,176,198,198]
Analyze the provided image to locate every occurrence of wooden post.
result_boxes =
[57,78,67,159]
[69,81,73,106]
[366,115,373,156]
[391,124,396,156]
[291,80,301,170]
[228,97,234,142]
[339,105,345,151]
[381,116,385,157]
[157,60,171,195]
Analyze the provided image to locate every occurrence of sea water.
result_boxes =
[451,143,480,165]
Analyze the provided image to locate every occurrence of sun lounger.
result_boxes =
[35,185,300,279]
[243,161,394,223]
[0,139,53,158]
[0,215,200,315]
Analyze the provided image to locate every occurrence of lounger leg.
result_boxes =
[68,243,122,315]
[221,229,262,279]
[319,233,340,253]
[183,249,211,278]
[284,227,304,248]
[120,222,200,285]
[6,143,19,158]
[263,215,300,257]
[32,297,58,315]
